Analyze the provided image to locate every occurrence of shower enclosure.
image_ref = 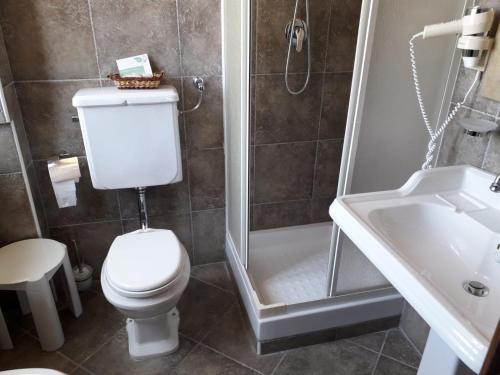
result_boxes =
[223,0,467,350]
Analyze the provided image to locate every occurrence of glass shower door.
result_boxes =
[328,0,467,296]
[246,0,364,307]
[223,0,250,266]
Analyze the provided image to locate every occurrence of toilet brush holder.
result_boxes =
[70,238,93,291]
[73,264,93,291]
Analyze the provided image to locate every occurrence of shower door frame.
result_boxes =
[326,0,469,296]
[222,0,251,269]
[224,0,404,345]
[326,0,380,297]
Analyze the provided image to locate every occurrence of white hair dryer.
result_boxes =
[409,6,496,170]
[422,7,495,70]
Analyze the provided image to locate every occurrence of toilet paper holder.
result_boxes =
[47,154,81,209]
[48,152,72,165]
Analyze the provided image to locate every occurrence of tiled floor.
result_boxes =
[1,262,421,374]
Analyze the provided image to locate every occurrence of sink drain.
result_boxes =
[463,280,489,297]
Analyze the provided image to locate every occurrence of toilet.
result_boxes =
[72,86,190,359]
[101,229,190,358]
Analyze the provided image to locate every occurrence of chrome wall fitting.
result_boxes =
[137,187,148,230]
[179,77,205,114]
[284,18,308,50]
[490,174,500,192]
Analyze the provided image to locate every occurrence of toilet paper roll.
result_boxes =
[48,156,81,183]
[48,157,81,208]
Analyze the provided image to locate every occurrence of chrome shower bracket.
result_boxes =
[179,76,205,114]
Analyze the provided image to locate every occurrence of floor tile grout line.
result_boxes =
[189,274,236,296]
[72,365,97,375]
[197,341,265,375]
[77,323,125,366]
[19,326,43,342]
[344,339,382,356]
[167,340,201,375]
[198,302,237,343]
[399,327,424,357]
[378,353,419,370]
[270,351,287,375]
[55,351,84,373]
[177,301,235,347]
[370,330,388,375]
[178,305,265,374]
[12,323,96,372]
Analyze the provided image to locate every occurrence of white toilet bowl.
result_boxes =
[101,229,190,359]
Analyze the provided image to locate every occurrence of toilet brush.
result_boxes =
[71,239,93,292]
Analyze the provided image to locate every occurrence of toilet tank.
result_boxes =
[72,86,182,189]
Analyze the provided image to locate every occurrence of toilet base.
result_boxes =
[126,308,180,359]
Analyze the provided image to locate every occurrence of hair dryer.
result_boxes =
[409,6,496,169]
[422,7,495,70]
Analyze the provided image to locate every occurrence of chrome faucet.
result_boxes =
[490,174,500,192]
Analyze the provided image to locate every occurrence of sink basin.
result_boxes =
[330,165,500,373]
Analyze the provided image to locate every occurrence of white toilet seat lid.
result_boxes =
[105,229,183,293]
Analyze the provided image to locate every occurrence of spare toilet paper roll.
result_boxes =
[48,157,81,208]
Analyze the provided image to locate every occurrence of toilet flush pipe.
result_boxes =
[137,187,148,230]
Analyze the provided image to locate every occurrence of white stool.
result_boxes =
[0,239,82,351]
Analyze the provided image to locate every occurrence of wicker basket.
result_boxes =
[107,72,164,89]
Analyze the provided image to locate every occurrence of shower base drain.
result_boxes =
[463,280,489,297]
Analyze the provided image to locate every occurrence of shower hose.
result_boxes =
[285,0,311,95]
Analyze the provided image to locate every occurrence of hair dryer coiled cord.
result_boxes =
[409,32,481,170]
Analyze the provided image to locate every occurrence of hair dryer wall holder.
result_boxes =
[457,35,494,71]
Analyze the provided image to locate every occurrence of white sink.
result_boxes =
[330,165,500,373]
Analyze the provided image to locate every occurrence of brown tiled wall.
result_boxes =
[0,26,41,246]
[404,0,500,353]
[249,0,361,230]
[0,0,225,270]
